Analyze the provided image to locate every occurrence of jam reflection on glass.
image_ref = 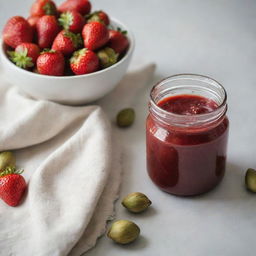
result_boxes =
[146,94,229,196]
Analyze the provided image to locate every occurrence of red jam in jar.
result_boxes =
[146,74,229,196]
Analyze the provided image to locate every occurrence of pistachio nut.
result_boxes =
[245,168,256,192]
[116,108,135,128]
[122,192,152,213]
[107,220,140,244]
[0,151,16,170]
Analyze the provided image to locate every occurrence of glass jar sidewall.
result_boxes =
[146,112,229,196]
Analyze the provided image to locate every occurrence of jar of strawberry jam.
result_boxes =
[146,74,229,196]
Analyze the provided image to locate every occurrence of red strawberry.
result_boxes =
[70,48,99,75]
[36,15,60,48]
[0,167,27,207]
[2,16,33,49]
[7,43,40,69]
[108,29,129,54]
[58,0,91,15]
[87,11,110,26]
[27,15,40,30]
[52,30,82,55]
[37,49,65,76]
[82,22,109,51]
[59,11,85,33]
[30,0,57,17]
[27,16,40,42]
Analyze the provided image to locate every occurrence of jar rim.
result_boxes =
[149,74,228,128]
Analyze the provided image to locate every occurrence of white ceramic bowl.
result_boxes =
[0,18,135,105]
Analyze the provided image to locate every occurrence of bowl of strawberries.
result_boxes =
[0,0,134,105]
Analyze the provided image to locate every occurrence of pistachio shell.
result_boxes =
[116,108,135,128]
[122,192,152,213]
[0,151,16,170]
[245,168,256,192]
[107,220,140,244]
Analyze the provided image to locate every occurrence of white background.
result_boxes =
[1,0,256,255]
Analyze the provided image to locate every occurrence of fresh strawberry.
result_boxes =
[7,43,40,69]
[58,0,91,15]
[0,167,27,207]
[27,16,41,42]
[59,10,85,33]
[82,22,109,51]
[52,30,82,55]
[30,0,57,17]
[36,15,60,48]
[70,48,99,75]
[87,11,110,26]
[108,29,129,54]
[37,49,65,76]
[2,16,33,49]
[27,15,40,30]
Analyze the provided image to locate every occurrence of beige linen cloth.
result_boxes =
[0,62,156,256]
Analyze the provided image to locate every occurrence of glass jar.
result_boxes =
[146,74,229,196]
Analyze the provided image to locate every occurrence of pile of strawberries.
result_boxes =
[2,0,129,76]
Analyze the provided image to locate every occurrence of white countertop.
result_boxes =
[1,0,256,255]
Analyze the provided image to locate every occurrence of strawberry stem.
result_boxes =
[85,11,99,19]
[86,11,104,24]
[64,31,83,48]
[70,48,87,64]
[41,49,56,54]
[117,27,127,35]
[0,166,24,177]
[7,50,34,69]
[59,11,73,30]
[43,2,57,15]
